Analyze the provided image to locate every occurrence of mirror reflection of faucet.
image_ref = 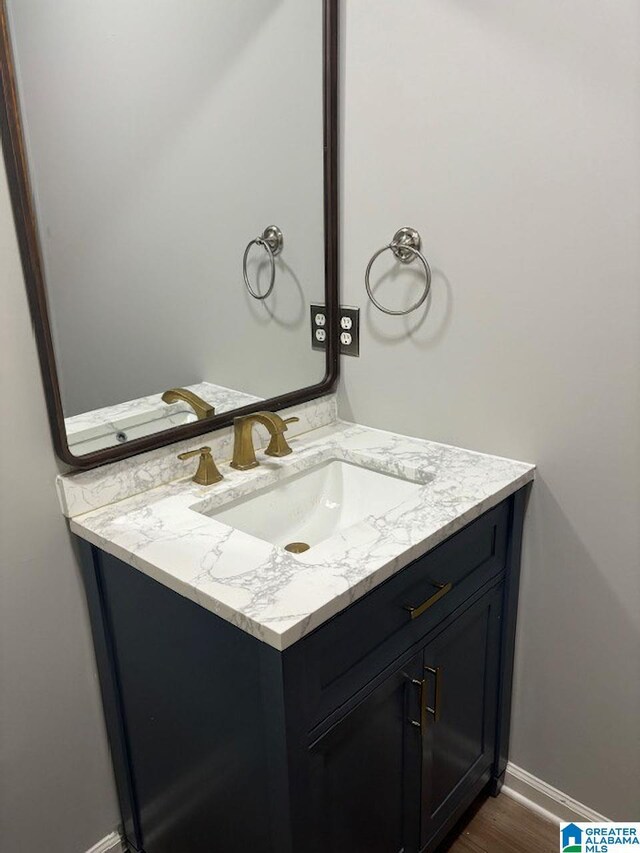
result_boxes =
[161,388,216,421]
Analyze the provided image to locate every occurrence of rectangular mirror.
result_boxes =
[0,0,338,467]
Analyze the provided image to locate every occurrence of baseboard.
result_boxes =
[503,762,610,824]
[85,831,122,853]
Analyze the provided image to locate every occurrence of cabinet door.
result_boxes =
[307,652,424,853]
[420,584,503,848]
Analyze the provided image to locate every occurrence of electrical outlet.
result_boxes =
[310,305,360,356]
[338,306,359,356]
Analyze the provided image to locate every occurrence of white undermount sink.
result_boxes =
[205,460,424,553]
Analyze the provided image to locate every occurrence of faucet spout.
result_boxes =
[230,411,299,470]
[161,388,215,421]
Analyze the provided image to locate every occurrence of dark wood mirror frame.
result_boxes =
[0,0,339,470]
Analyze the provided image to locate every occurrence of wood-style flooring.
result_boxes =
[441,792,559,853]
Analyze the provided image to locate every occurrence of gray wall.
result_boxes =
[0,165,119,850]
[8,0,326,416]
[339,0,640,820]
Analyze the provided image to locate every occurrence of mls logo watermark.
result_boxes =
[562,824,583,852]
[560,822,640,852]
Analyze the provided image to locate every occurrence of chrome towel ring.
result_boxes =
[365,227,432,316]
[243,225,284,300]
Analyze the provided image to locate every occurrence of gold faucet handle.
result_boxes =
[265,416,300,458]
[177,446,223,486]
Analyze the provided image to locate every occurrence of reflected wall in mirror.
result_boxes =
[0,0,338,466]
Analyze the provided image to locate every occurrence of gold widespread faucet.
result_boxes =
[231,411,300,471]
[177,447,223,486]
[162,388,215,421]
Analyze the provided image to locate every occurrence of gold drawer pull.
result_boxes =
[408,678,427,730]
[405,582,453,620]
[425,665,442,722]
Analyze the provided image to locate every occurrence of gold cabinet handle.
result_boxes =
[405,582,453,621]
[408,678,426,730]
[424,666,442,722]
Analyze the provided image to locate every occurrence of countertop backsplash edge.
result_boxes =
[57,394,339,518]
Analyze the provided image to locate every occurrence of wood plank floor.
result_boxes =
[440,793,559,853]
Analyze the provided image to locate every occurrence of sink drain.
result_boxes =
[284,542,310,554]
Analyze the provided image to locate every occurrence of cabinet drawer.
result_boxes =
[293,499,510,728]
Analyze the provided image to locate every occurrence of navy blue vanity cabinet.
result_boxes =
[79,486,528,853]
[305,650,424,853]
[419,583,504,851]
[299,582,504,853]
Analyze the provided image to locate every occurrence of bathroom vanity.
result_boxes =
[4,3,535,850]
[58,405,534,853]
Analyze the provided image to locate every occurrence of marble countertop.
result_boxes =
[68,418,534,651]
